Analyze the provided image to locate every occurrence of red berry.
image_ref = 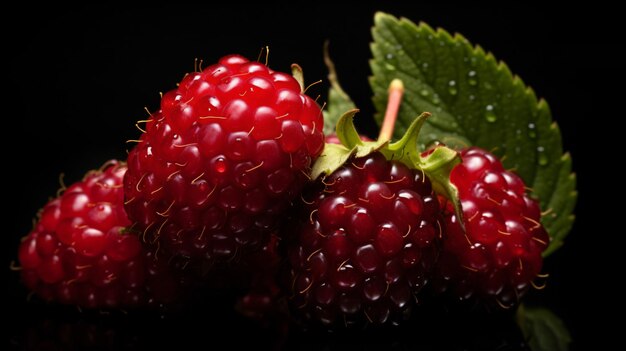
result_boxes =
[124,54,324,264]
[432,147,549,307]
[284,152,442,326]
[17,161,179,309]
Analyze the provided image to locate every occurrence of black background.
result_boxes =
[6,3,616,350]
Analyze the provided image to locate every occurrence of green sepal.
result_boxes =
[336,109,365,149]
[291,63,304,92]
[380,112,463,225]
[419,146,463,228]
[311,109,388,180]
[310,143,355,181]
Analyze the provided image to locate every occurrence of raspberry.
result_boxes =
[124,54,324,263]
[284,151,442,326]
[18,161,179,308]
[433,147,550,307]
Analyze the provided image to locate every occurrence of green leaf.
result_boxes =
[323,42,356,135]
[369,12,576,255]
[517,305,571,351]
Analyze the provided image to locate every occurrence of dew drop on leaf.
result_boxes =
[468,70,477,86]
[432,93,441,105]
[485,105,497,123]
[528,123,537,139]
[448,80,458,95]
[537,146,549,166]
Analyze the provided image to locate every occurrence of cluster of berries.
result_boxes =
[16,54,548,328]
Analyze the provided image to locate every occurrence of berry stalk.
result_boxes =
[378,79,404,142]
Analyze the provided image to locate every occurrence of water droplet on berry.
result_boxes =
[214,157,227,173]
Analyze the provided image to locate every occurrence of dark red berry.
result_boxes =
[17,161,179,308]
[284,152,441,326]
[124,54,324,264]
[432,147,549,307]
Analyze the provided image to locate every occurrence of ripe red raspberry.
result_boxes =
[284,151,442,326]
[433,147,550,307]
[17,161,179,309]
[124,54,324,263]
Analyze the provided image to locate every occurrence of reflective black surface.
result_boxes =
[8,279,531,351]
